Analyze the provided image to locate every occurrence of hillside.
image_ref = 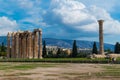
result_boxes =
[0,36,114,51]
[43,38,114,51]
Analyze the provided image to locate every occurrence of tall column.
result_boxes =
[23,34,27,58]
[7,32,11,58]
[34,31,38,58]
[31,34,34,58]
[26,32,29,58]
[11,32,15,58]
[33,33,35,58]
[38,30,42,59]
[14,33,16,58]
[16,32,19,58]
[19,35,22,58]
[28,32,32,58]
[21,34,25,58]
[98,20,104,55]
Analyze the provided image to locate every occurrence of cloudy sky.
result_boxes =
[0,0,120,44]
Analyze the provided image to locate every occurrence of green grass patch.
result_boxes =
[0,58,112,63]
[0,63,61,71]
[95,65,120,77]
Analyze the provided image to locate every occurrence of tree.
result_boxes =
[114,42,120,53]
[71,40,78,57]
[0,42,7,57]
[1,42,6,52]
[42,40,47,57]
[56,48,61,57]
[92,42,98,54]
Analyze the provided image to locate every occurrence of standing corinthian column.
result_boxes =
[33,31,38,58]
[16,32,19,58]
[28,32,32,58]
[98,20,104,55]
[11,32,15,58]
[7,32,11,58]
[38,29,42,59]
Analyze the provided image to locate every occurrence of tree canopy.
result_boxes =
[92,42,98,54]
[71,40,78,57]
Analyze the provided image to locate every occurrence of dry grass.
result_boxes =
[0,63,120,80]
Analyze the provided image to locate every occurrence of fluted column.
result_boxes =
[7,32,11,58]
[21,35,25,58]
[98,20,104,55]
[33,32,38,58]
[19,36,22,58]
[38,30,42,59]
[11,32,15,58]
[28,33,32,58]
[16,32,19,58]
[31,34,33,58]
[23,35,27,58]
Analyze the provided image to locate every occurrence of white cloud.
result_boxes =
[50,0,120,35]
[0,16,17,35]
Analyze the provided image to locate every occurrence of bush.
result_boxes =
[46,51,56,58]
[57,52,69,58]
[0,52,7,56]
[76,53,88,58]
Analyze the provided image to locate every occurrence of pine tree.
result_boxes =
[42,40,47,57]
[92,42,98,54]
[114,42,120,53]
[56,48,61,57]
[72,40,78,57]
[1,42,5,52]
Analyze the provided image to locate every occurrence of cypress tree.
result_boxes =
[56,48,61,57]
[72,40,78,57]
[114,42,120,53]
[92,42,98,54]
[1,42,5,52]
[42,40,47,57]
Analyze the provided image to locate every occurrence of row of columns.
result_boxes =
[7,29,42,59]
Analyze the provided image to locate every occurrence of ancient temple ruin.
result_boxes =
[7,29,42,59]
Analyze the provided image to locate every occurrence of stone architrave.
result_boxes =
[98,20,104,55]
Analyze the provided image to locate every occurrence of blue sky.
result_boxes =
[0,0,120,44]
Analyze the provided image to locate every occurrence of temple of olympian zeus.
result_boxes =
[7,29,42,59]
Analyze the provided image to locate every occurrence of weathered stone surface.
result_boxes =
[7,29,42,59]
[98,20,104,55]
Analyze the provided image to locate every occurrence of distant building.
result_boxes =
[78,48,92,54]
[46,46,58,54]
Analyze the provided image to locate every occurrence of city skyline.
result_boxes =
[0,0,120,44]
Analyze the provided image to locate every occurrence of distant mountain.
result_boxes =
[0,36,115,51]
[43,38,115,51]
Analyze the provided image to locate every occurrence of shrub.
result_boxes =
[76,53,88,58]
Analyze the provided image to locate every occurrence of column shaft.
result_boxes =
[7,33,11,58]
[16,33,19,58]
[39,31,42,59]
[98,20,104,55]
